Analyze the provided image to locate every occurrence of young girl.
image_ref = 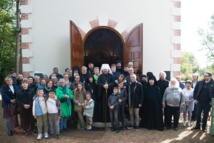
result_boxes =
[83,92,95,130]
[85,76,96,100]
[32,88,48,140]
[74,83,86,129]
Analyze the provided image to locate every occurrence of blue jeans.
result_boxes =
[60,117,67,130]
[196,103,211,129]
[5,115,16,132]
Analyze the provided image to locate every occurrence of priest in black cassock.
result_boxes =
[141,75,164,131]
[96,64,115,122]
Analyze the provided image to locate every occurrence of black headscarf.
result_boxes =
[148,75,158,86]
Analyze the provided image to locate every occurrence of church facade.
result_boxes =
[20,0,181,78]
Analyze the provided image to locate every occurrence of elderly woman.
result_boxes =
[1,76,19,136]
[162,78,184,131]
[182,80,194,127]
[56,79,74,132]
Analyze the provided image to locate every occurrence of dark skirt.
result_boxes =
[3,103,17,119]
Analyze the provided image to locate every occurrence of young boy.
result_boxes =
[16,79,37,137]
[118,81,127,130]
[93,67,99,83]
[108,86,120,133]
[32,88,48,140]
[46,90,61,139]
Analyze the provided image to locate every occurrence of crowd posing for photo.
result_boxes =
[1,61,213,140]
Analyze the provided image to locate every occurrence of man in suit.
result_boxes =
[191,72,214,132]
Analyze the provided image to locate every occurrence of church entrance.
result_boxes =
[70,21,143,72]
[84,28,123,68]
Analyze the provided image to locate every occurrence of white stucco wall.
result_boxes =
[23,0,175,77]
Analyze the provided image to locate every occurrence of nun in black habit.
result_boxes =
[97,64,115,122]
[141,75,164,131]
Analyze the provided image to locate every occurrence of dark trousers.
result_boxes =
[164,107,168,126]
[21,109,36,132]
[119,105,125,128]
[196,103,211,129]
[166,105,180,128]
[191,105,197,120]
[110,108,119,129]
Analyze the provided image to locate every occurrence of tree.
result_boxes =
[181,52,200,80]
[0,0,18,86]
[198,14,214,64]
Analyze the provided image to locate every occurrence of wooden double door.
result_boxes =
[70,21,143,72]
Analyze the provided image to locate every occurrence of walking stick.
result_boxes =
[105,89,107,131]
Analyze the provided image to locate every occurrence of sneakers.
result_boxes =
[32,130,37,135]
[37,133,42,140]
[135,126,140,132]
[44,132,49,139]
[85,124,92,130]
[127,126,133,130]
[22,131,27,137]
[183,121,186,127]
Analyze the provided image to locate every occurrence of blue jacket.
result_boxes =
[35,96,44,116]
[1,84,18,108]
[108,92,120,109]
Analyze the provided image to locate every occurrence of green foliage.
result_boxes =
[198,15,214,63]
[0,0,17,86]
[181,52,200,80]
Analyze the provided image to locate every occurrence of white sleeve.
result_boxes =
[32,100,36,116]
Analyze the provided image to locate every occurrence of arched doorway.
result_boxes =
[83,28,124,67]
[70,21,143,72]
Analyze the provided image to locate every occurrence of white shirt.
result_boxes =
[9,85,14,94]
[46,98,58,114]
[33,97,47,116]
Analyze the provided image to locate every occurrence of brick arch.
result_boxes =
[78,18,128,41]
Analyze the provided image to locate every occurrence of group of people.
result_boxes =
[1,60,213,140]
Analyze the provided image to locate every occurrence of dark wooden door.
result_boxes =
[70,21,84,70]
[123,23,143,72]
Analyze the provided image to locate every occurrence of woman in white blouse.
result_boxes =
[182,80,194,127]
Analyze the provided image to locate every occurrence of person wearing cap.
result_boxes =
[97,64,115,122]
[122,65,129,78]
[141,75,164,131]
[56,79,74,132]
[182,80,194,127]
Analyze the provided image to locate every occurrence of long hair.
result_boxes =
[75,83,85,98]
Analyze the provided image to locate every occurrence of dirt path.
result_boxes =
[0,100,213,143]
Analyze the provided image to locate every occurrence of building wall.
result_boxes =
[20,0,181,78]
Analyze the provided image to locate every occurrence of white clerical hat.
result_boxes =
[100,63,112,74]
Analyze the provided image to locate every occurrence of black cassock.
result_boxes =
[141,85,164,131]
[96,73,115,122]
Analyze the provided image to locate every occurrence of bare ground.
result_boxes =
[0,101,213,143]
